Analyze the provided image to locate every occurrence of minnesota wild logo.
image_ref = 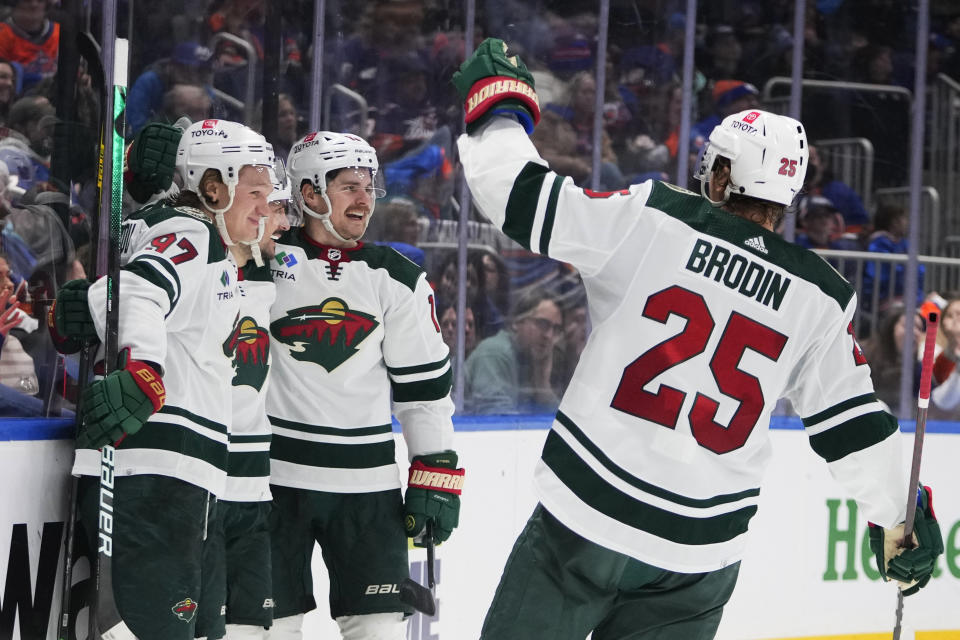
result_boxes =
[270,298,378,372]
[171,597,198,623]
[224,315,270,390]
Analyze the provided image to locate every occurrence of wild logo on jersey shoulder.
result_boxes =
[224,316,270,390]
[270,298,379,372]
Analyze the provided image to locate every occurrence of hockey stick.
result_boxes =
[399,521,437,617]
[55,29,107,640]
[91,15,129,638]
[54,32,105,640]
[892,309,939,640]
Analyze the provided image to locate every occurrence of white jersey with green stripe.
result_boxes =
[265,230,454,493]
[223,261,276,502]
[74,204,240,497]
[459,118,909,573]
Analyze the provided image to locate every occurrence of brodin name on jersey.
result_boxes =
[224,315,271,390]
[270,297,380,372]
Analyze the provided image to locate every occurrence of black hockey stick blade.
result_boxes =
[400,521,437,616]
[399,578,436,617]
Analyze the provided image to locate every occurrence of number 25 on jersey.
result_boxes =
[611,285,787,455]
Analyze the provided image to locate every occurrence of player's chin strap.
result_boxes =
[700,177,731,207]
[301,188,376,244]
[207,182,239,247]
[242,217,267,266]
[206,183,267,263]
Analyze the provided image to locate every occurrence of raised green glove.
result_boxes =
[404,450,464,545]
[452,38,540,134]
[869,484,943,596]
[47,279,96,354]
[125,122,183,203]
[77,352,166,449]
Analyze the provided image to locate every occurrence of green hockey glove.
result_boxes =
[869,484,943,596]
[452,38,540,135]
[47,279,97,354]
[77,351,166,449]
[404,450,464,545]
[125,122,183,203]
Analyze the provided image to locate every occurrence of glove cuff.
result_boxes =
[408,459,465,495]
[126,358,166,412]
[464,75,541,131]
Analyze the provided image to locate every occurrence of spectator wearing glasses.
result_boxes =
[464,287,564,414]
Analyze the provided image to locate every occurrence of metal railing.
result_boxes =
[761,77,914,115]
[421,218,510,253]
[815,137,874,213]
[322,83,369,137]
[815,248,960,335]
[209,32,258,125]
[928,73,960,239]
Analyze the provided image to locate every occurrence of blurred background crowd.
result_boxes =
[1,0,960,421]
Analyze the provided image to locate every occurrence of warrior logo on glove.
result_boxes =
[404,451,465,545]
[452,38,541,135]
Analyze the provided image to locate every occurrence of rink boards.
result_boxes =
[2,416,960,639]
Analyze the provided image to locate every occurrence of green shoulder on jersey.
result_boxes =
[125,203,227,264]
[646,181,854,311]
[120,204,227,314]
[353,244,422,292]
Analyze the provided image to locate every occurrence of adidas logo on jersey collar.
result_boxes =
[744,236,768,254]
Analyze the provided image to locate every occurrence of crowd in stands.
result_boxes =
[0,0,959,419]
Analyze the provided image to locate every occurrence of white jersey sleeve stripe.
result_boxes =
[802,400,888,436]
[271,425,394,445]
[389,360,452,384]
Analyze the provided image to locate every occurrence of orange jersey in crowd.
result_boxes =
[0,20,59,74]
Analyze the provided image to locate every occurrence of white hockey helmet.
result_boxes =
[287,131,384,243]
[176,118,275,245]
[694,109,808,207]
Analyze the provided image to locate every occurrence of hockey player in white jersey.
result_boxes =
[196,163,292,640]
[48,119,275,640]
[264,131,463,640]
[453,38,944,640]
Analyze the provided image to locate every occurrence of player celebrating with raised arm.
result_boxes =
[454,39,943,640]
[48,119,275,640]
[265,132,463,640]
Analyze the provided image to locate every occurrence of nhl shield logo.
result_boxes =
[270,298,379,372]
[327,248,342,261]
[172,598,198,623]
